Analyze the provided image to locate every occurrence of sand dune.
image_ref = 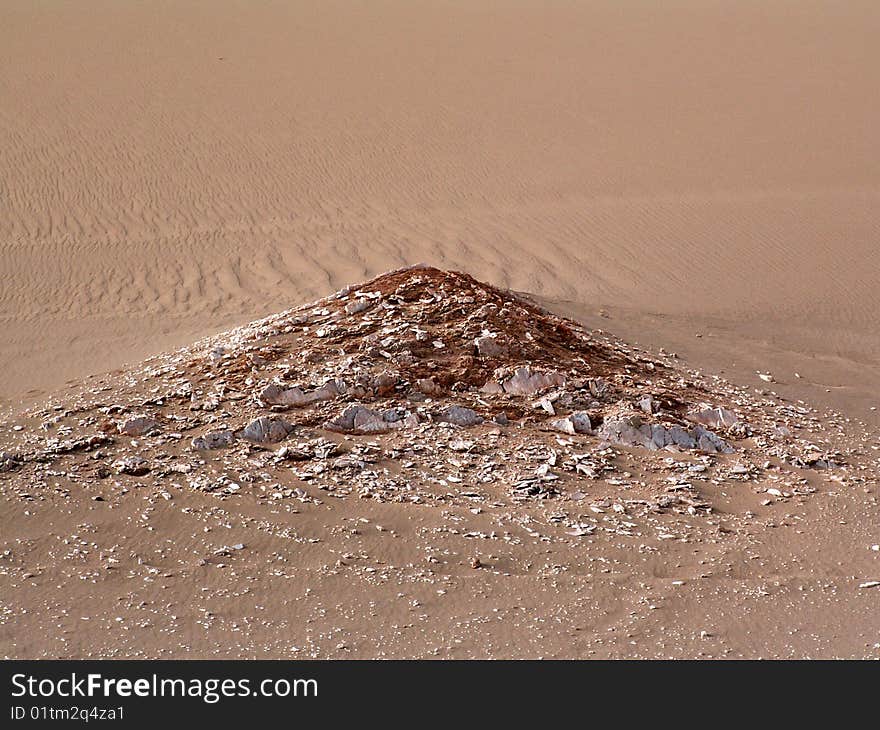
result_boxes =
[2,1,879,419]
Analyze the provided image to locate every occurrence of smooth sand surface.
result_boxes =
[2,1,879,419]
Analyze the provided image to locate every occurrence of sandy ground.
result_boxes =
[1,2,879,658]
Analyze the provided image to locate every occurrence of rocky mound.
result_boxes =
[5,265,880,660]
[0,266,851,514]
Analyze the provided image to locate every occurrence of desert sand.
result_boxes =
[1,2,879,658]
[2,1,879,419]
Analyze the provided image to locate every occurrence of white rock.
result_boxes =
[689,407,739,430]
[118,416,161,437]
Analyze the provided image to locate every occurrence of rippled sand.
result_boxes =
[2,1,879,420]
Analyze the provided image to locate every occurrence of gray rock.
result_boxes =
[437,406,483,427]
[191,430,236,450]
[381,407,406,423]
[323,404,414,434]
[0,451,22,472]
[570,412,592,433]
[482,367,565,396]
[597,416,655,449]
[596,416,732,453]
[260,380,343,407]
[588,378,610,398]
[354,408,395,432]
[549,411,592,435]
[325,405,382,433]
[650,424,669,448]
[549,417,576,434]
[113,455,150,476]
[239,417,295,444]
[668,425,697,449]
[118,416,161,437]
[693,426,735,454]
[474,333,508,358]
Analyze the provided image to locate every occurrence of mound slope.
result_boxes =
[0,267,876,658]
